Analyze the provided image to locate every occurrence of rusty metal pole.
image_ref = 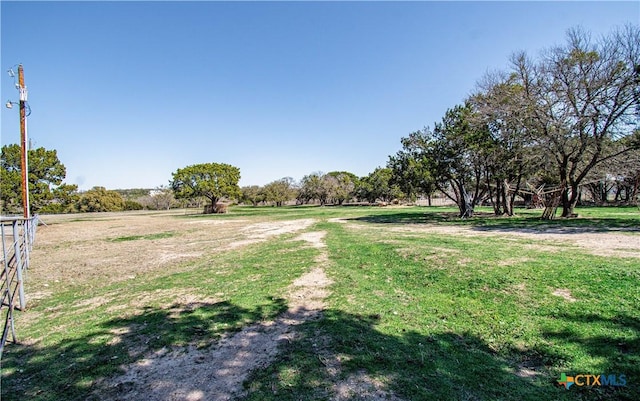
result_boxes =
[18,65,30,219]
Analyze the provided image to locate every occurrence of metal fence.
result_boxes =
[1,215,38,358]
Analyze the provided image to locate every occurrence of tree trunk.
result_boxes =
[601,182,608,204]
[614,185,622,202]
[457,183,474,218]
[487,176,499,215]
[560,184,579,218]
[204,198,219,214]
[506,176,522,217]
[501,184,510,216]
[631,180,639,205]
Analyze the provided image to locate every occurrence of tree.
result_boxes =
[512,25,640,217]
[263,177,296,207]
[470,73,539,216]
[357,168,402,203]
[241,185,266,206]
[171,163,241,213]
[298,172,326,205]
[583,141,640,205]
[614,147,640,204]
[124,200,144,210]
[325,171,358,205]
[116,188,150,200]
[298,172,357,205]
[1,144,75,214]
[388,142,436,204]
[39,183,80,214]
[78,186,125,212]
[148,186,176,210]
[399,105,489,217]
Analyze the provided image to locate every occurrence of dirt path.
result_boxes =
[335,220,640,259]
[98,230,332,401]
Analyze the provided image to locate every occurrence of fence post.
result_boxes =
[12,221,26,310]
[1,223,15,336]
[22,219,29,275]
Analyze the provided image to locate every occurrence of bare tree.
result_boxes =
[512,25,640,218]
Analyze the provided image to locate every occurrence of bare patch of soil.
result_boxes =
[333,371,404,401]
[100,321,299,401]
[27,212,315,301]
[380,224,640,259]
[226,219,316,249]
[514,365,540,379]
[293,231,327,248]
[97,231,332,401]
[497,257,533,266]
[552,288,577,302]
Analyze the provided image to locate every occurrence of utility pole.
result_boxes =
[18,65,30,219]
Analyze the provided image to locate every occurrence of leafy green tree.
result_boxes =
[124,200,144,210]
[470,74,539,216]
[298,172,326,205]
[1,150,22,213]
[78,186,125,212]
[171,163,241,213]
[325,171,358,205]
[115,188,151,200]
[263,177,296,207]
[241,185,266,206]
[357,168,402,203]
[39,183,80,214]
[399,104,489,217]
[1,144,75,214]
[388,142,435,204]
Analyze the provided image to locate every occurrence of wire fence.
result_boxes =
[1,215,38,359]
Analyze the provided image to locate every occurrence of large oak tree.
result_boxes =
[171,163,241,213]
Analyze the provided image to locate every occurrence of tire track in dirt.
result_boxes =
[98,230,331,401]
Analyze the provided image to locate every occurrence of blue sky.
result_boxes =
[1,1,638,190]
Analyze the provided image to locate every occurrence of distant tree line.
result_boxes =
[167,163,408,212]
[238,169,405,208]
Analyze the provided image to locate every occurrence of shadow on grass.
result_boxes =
[1,297,287,401]
[537,312,640,369]
[349,209,640,234]
[3,301,638,401]
[243,309,639,401]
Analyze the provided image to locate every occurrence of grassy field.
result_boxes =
[1,205,638,400]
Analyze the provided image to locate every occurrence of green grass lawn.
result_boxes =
[2,205,638,400]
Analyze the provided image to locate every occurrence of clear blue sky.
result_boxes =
[1,1,638,190]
